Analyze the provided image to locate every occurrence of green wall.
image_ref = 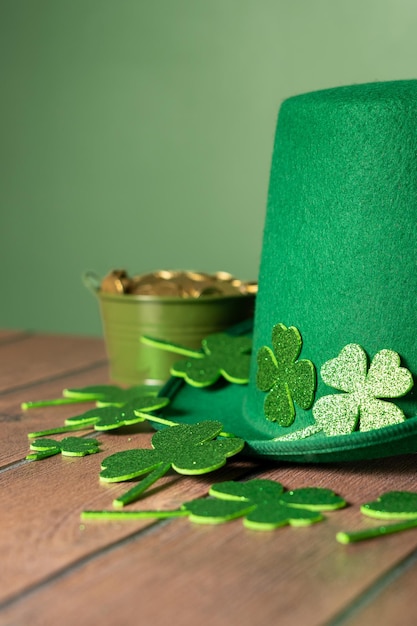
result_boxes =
[1,0,417,336]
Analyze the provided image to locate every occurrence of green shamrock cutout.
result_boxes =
[184,480,345,529]
[27,395,170,439]
[100,421,245,507]
[256,324,316,426]
[65,395,170,431]
[82,479,346,530]
[312,344,414,436]
[27,436,100,461]
[361,491,417,519]
[337,491,417,544]
[64,384,161,406]
[142,333,252,387]
[22,384,160,410]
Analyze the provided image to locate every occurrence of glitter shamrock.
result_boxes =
[26,436,100,461]
[27,396,170,440]
[100,421,245,507]
[361,491,417,519]
[337,491,417,544]
[142,333,252,387]
[256,324,316,426]
[184,480,345,529]
[21,384,160,410]
[63,384,161,406]
[312,344,414,436]
[64,396,170,431]
[82,479,346,530]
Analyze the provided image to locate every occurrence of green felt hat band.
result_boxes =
[245,80,417,431]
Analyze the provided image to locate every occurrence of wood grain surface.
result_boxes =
[1,332,417,626]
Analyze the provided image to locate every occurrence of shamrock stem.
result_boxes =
[141,335,203,358]
[28,423,93,439]
[336,517,417,543]
[113,462,172,507]
[138,413,179,428]
[22,397,91,410]
[273,424,323,442]
[141,413,236,439]
[26,450,59,461]
[81,509,187,521]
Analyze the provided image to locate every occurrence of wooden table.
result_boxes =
[1,330,417,625]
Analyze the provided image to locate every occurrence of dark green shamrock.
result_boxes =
[337,491,417,544]
[361,491,417,519]
[183,479,345,529]
[22,384,160,410]
[82,478,346,530]
[27,436,100,461]
[64,395,170,431]
[27,395,170,440]
[100,421,245,507]
[142,333,252,387]
[256,323,316,426]
[63,384,161,406]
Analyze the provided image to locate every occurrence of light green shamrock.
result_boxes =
[256,323,316,426]
[312,344,414,436]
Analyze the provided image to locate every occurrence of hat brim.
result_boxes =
[158,323,417,463]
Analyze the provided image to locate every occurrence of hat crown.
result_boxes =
[244,80,417,437]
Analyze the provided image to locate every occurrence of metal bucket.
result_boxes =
[84,273,255,386]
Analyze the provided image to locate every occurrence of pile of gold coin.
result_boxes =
[100,269,257,298]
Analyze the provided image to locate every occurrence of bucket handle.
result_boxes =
[82,270,101,295]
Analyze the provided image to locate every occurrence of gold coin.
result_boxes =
[103,268,257,299]
[179,271,213,297]
[199,286,224,297]
[101,270,130,294]
[184,271,210,283]
[154,270,179,281]
[243,281,258,295]
[130,271,183,296]
[213,271,234,282]
[129,272,171,295]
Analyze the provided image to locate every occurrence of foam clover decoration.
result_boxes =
[27,396,170,439]
[337,491,417,543]
[312,344,414,436]
[21,384,160,410]
[361,491,417,519]
[277,344,414,443]
[65,396,170,431]
[256,324,316,426]
[27,436,100,461]
[141,333,252,387]
[63,384,161,406]
[100,421,245,507]
[82,478,346,530]
[184,480,346,529]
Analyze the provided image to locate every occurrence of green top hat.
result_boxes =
[159,80,417,462]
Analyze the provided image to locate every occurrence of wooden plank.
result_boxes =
[0,330,30,344]
[0,430,255,606]
[336,550,417,625]
[2,333,417,624]
[0,334,107,393]
[0,362,110,467]
[1,455,417,624]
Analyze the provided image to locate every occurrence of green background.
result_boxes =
[1,0,417,336]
